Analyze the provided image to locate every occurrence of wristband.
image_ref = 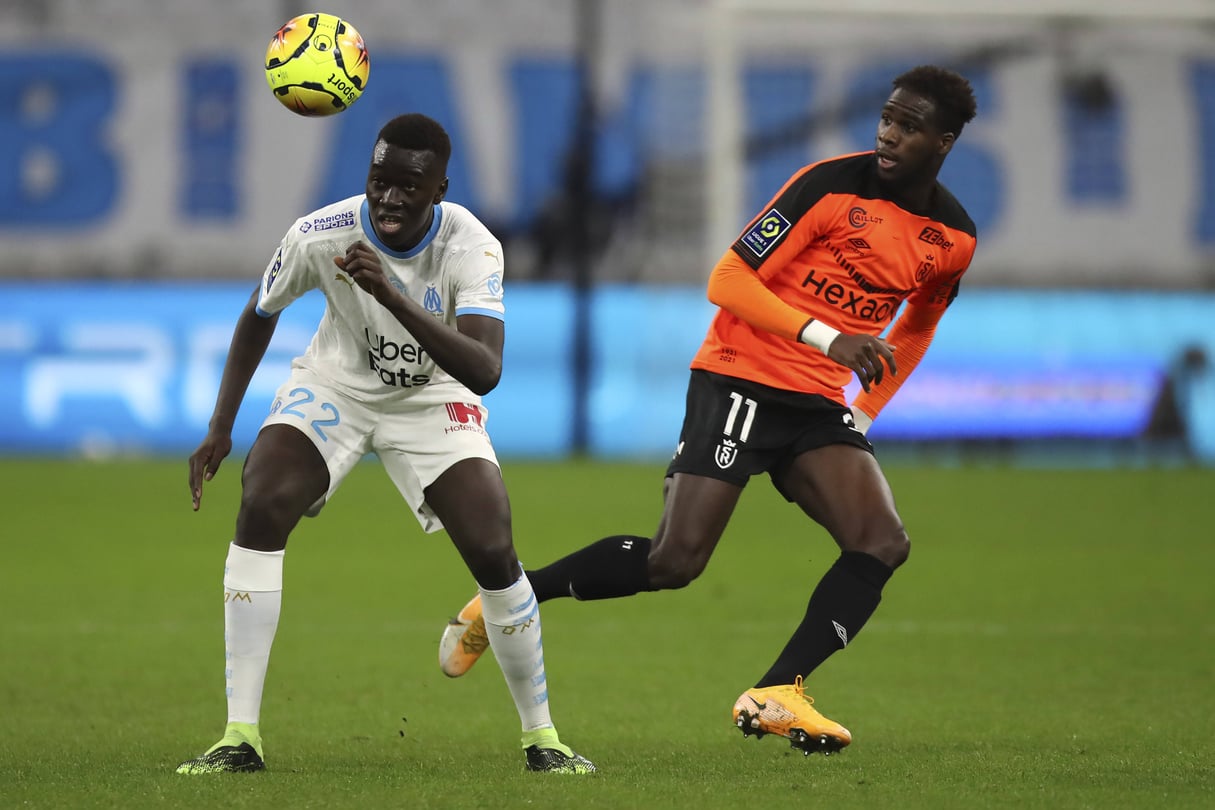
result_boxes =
[850,406,874,435]
[799,319,841,355]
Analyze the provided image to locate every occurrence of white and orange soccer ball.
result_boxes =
[264,12,370,116]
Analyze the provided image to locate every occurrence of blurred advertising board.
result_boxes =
[2,284,1211,463]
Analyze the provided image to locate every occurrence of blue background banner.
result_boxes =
[2,283,1212,462]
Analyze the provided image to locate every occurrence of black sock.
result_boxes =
[526,535,651,602]
[754,551,894,688]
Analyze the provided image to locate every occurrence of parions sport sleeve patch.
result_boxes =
[740,209,791,258]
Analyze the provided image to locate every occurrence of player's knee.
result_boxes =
[247,476,303,511]
[235,481,310,542]
[646,543,708,590]
[869,525,910,569]
[842,522,909,569]
[465,534,520,590]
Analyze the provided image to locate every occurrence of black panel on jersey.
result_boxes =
[730,152,976,270]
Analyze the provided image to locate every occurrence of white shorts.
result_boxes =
[260,374,499,533]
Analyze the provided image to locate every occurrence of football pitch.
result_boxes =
[1,457,1212,809]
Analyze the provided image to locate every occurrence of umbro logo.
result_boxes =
[832,620,849,647]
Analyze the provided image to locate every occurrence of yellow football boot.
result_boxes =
[732,676,852,755]
[438,593,489,677]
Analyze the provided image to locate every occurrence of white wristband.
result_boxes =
[850,406,874,435]
[799,319,841,355]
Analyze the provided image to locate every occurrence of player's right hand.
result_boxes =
[828,334,896,392]
[188,432,232,511]
[334,241,395,303]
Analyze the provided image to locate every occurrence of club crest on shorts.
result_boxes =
[715,438,738,469]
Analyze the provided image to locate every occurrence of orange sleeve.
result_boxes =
[707,249,813,342]
[852,302,944,420]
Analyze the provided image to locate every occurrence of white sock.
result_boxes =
[480,574,554,733]
[222,543,284,725]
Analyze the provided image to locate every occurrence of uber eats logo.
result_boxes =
[364,328,432,388]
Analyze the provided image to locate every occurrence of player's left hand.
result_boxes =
[827,333,897,392]
[334,241,396,302]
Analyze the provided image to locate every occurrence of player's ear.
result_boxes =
[434,177,449,204]
[937,131,956,157]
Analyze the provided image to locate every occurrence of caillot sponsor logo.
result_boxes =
[848,206,884,227]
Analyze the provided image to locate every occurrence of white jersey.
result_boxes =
[256,196,505,407]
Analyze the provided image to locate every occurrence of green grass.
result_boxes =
[1,458,1212,809]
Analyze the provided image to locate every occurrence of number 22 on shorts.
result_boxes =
[271,386,341,441]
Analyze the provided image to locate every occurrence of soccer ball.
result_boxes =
[265,12,369,116]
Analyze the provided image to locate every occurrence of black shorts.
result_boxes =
[665,369,873,497]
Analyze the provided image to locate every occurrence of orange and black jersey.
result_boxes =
[691,151,977,404]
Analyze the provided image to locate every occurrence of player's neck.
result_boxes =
[883,177,937,215]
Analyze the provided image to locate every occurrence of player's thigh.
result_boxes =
[254,378,375,517]
[778,444,906,558]
[663,370,816,556]
[233,423,331,550]
[373,401,502,536]
[241,423,328,501]
[423,457,510,539]
[426,458,520,589]
[649,472,743,587]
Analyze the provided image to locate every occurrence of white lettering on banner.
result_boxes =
[0,284,1213,462]
[0,322,35,352]
[182,325,237,428]
[183,325,313,427]
[25,325,173,428]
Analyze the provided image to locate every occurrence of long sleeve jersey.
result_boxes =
[691,151,977,418]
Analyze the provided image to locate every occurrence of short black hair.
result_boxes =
[377,113,452,165]
[892,66,978,136]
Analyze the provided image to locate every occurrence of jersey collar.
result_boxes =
[359,199,443,259]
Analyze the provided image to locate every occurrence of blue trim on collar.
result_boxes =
[360,199,442,258]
